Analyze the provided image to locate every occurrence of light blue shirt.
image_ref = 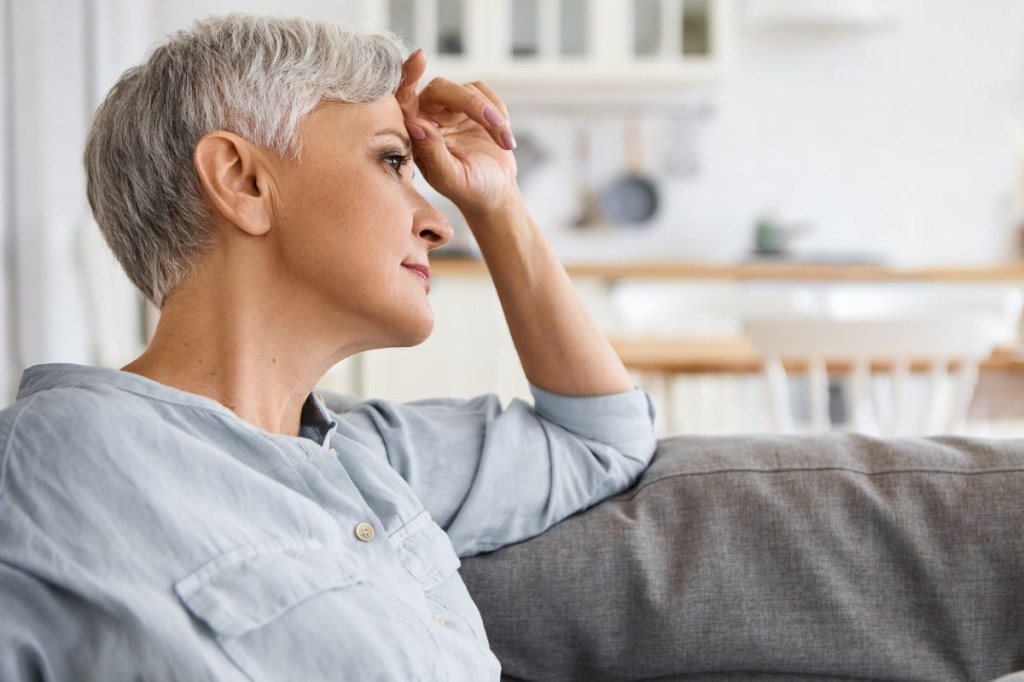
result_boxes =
[0,363,656,680]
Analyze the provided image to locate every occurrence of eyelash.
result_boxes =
[382,150,414,178]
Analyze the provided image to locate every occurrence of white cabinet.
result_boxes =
[319,273,616,405]
[333,277,531,404]
[362,0,734,88]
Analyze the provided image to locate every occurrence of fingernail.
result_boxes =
[406,123,427,141]
[484,105,506,127]
[501,127,517,150]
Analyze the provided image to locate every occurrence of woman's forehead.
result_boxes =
[307,96,403,134]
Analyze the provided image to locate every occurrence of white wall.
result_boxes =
[690,0,1024,266]
[519,0,1024,267]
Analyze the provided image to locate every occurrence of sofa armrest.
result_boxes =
[460,433,1024,681]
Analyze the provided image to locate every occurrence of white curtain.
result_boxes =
[2,0,152,404]
[1,0,11,401]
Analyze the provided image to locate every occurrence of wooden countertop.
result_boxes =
[609,335,1024,375]
[430,256,1024,373]
[432,258,1024,282]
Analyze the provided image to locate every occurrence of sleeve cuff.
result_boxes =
[528,384,656,444]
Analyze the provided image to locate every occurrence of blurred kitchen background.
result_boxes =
[4,0,1024,436]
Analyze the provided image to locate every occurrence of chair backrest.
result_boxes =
[822,284,1023,343]
[745,287,1023,436]
[610,282,817,336]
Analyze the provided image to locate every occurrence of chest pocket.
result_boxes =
[391,511,489,644]
[175,538,428,681]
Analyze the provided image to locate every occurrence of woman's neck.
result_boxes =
[122,279,349,437]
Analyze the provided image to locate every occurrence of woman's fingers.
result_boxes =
[397,50,514,151]
[397,50,433,145]
[465,81,516,151]
[466,80,509,122]
[397,49,427,117]
[418,77,515,151]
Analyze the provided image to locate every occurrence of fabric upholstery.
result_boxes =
[460,433,1024,681]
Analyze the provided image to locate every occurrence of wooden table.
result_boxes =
[609,335,1024,375]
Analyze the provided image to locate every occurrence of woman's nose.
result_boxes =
[413,194,454,250]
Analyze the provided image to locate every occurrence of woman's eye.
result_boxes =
[384,153,412,176]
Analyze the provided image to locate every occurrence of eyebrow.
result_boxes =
[373,128,412,153]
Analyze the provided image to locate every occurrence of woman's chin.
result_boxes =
[387,310,435,348]
[350,302,435,351]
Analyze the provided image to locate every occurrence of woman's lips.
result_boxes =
[402,263,431,286]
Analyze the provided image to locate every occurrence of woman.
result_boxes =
[0,14,655,680]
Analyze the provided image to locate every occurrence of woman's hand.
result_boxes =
[398,52,633,398]
[396,50,519,217]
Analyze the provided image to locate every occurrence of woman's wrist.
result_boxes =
[458,185,529,236]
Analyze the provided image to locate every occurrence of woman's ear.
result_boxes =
[193,131,273,237]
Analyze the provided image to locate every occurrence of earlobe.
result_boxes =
[193,131,272,237]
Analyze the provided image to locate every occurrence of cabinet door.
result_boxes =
[363,0,733,89]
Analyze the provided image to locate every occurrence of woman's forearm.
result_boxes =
[461,191,633,397]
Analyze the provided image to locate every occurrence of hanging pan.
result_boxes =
[600,118,659,226]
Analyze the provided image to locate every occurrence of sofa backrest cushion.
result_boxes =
[459,433,1024,681]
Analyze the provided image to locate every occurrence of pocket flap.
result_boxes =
[175,538,363,638]
[392,512,461,590]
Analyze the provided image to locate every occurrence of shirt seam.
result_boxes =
[0,393,47,501]
[532,407,655,447]
[536,418,655,467]
[62,379,237,421]
[246,429,328,502]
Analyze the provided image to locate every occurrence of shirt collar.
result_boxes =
[18,363,338,447]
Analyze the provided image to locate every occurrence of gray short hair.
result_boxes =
[84,14,406,307]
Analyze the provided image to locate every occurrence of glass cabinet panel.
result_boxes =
[635,0,712,57]
[371,0,729,88]
[681,0,711,56]
[511,0,539,57]
[437,0,465,55]
[388,0,416,43]
[634,0,661,56]
[559,0,587,56]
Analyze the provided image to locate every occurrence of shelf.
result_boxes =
[430,258,1024,282]
[362,0,734,89]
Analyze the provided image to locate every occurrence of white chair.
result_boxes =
[609,282,817,435]
[610,282,818,337]
[746,287,1023,436]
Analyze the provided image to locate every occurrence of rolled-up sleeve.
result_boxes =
[338,385,657,557]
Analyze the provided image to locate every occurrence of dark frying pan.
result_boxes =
[600,119,659,226]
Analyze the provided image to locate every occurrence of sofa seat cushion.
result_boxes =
[460,433,1024,681]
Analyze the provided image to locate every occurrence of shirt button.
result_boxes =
[329,448,338,458]
[433,614,453,629]
[354,522,375,542]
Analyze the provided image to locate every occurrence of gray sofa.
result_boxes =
[459,433,1024,681]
